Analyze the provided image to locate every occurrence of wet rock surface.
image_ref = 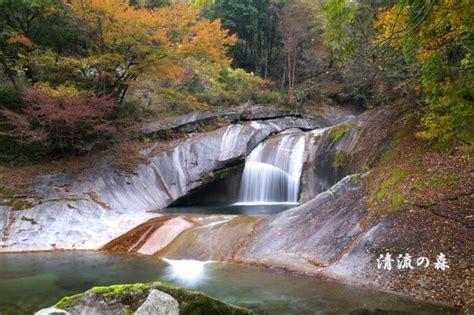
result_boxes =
[37,283,253,315]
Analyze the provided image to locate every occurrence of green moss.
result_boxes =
[113,153,149,175]
[381,168,409,188]
[373,167,410,212]
[364,152,380,170]
[88,283,150,295]
[154,283,253,315]
[381,147,401,163]
[152,129,185,141]
[329,123,355,141]
[391,192,406,209]
[123,305,133,314]
[55,293,84,309]
[10,199,34,211]
[53,282,254,314]
[376,188,388,200]
[350,174,361,184]
[427,176,460,187]
[333,150,352,170]
[314,112,326,120]
[195,118,229,133]
[412,202,435,209]
[0,198,34,211]
[0,184,31,196]
[379,130,407,163]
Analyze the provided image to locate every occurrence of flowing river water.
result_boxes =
[0,252,458,314]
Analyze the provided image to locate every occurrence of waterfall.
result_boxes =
[237,131,306,204]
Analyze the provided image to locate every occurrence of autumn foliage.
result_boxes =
[374,1,473,145]
[0,87,117,153]
[0,0,241,159]
[62,0,237,100]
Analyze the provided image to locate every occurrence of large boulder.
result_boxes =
[36,283,253,315]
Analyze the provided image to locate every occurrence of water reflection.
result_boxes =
[163,258,212,288]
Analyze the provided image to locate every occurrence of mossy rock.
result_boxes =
[55,293,85,309]
[329,123,355,141]
[54,282,254,315]
[427,175,460,187]
[0,197,35,211]
[333,150,353,170]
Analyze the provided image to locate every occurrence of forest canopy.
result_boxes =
[0,0,472,162]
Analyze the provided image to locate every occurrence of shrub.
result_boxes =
[157,87,209,115]
[0,87,117,154]
[0,82,22,110]
[198,68,282,107]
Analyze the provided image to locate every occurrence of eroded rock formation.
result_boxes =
[0,108,334,252]
[98,105,407,288]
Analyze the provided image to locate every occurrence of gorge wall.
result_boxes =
[102,105,405,278]
[0,106,342,252]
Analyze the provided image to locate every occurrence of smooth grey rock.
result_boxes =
[300,105,403,202]
[140,104,320,136]
[326,214,397,279]
[135,290,179,315]
[238,104,301,121]
[237,175,370,267]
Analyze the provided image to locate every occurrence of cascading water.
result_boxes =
[237,131,306,204]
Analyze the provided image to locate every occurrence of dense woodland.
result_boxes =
[0,0,472,163]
